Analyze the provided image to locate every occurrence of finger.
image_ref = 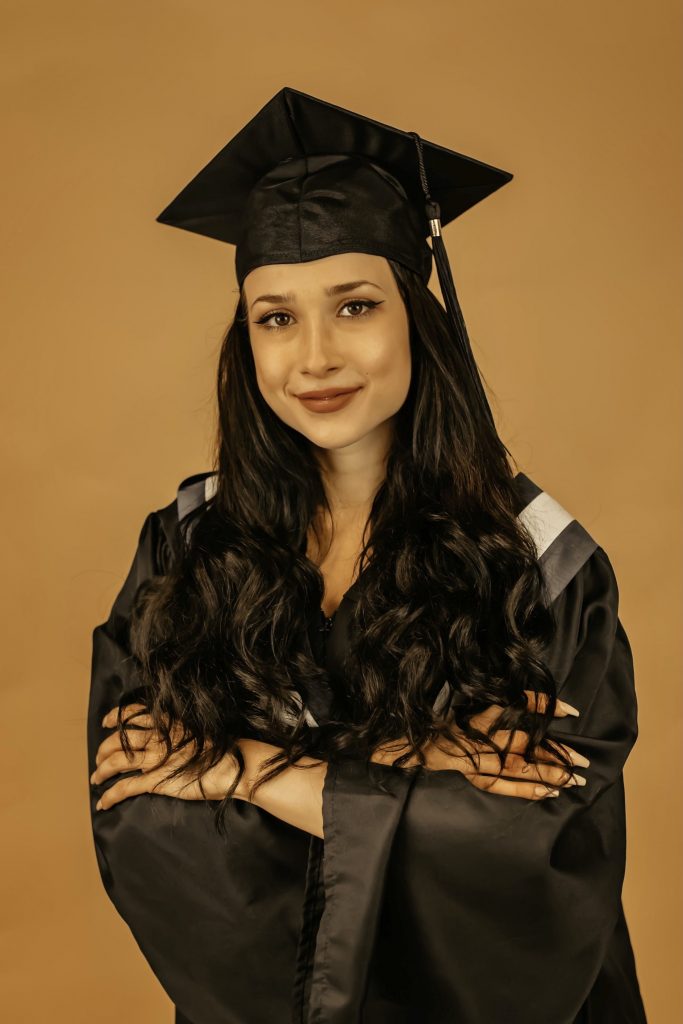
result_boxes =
[92,745,169,784]
[101,708,183,749]
[490,729,590,768]
[92,751,142,785]
[95,729,145,770]
[522,689,580,718]
[102,703,151,729]
[100,700,169,733]
[95,765,204,808]
[464,752,587,789]
[95,771,155,810]
[533,744,590,769]
[94,728,161,767]
[101,703,146,726]
[465,773,561,800]
[467,703,508,733]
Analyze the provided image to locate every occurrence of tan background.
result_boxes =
[1,1,680,1020]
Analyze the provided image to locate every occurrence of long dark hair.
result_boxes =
[122,257,572,835]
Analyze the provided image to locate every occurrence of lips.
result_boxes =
[296,386,363,413]
[297,386,361,399]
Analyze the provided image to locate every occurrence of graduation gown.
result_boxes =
[87,471,647,1024]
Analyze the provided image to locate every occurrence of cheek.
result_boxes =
[359,330,411,395]
[251,346,289,393]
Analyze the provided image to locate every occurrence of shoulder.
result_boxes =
[174,470,218,523]
[143,470,218,567]
[150,468,617,604]
[148,469,217,525]
[512,471,606,604]
[513,475,627,687]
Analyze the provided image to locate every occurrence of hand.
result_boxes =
[370,690,590,800]
[90,703,241,810]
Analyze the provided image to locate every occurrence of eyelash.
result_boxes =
[254,299,382,332]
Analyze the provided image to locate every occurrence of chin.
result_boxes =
[304,422,380,450]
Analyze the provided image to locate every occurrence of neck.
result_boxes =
[311,419,392,520]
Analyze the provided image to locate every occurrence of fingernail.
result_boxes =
[535,785,560,797]
[95,799,103,810]
[557,700,580,717]
[90,772,96,784]
[567,774,587,787]
[570,752,591,768]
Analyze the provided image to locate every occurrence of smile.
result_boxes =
[296,387,363,413]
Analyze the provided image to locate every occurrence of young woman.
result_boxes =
[87,88,647,1023]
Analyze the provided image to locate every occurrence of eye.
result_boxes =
[254,299,382,332]
[255,310,294,331]
[338,300,380,319]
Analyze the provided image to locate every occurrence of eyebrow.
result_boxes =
[249,279,384,311]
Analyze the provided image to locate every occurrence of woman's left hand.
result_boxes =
[90,703,241,810]
[369,689,588,799]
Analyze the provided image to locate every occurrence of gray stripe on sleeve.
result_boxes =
[516,479,598,603]
[433,476,599,713]
[176,471,217,523]
[538,520,598,604]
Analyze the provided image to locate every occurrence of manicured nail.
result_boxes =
[535,786,560,797]
[95,799,103,810]
[557,700,580,717]
[567,774,587,787]
[90,772,96,784]
[569,751,591,768]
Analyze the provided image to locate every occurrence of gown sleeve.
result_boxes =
[86,505,313,1024]
[307,545,647,1024]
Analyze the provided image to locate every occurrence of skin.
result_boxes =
[247,251,411,522]
[92,253,590,837]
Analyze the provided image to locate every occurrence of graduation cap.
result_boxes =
[156,86,513,402]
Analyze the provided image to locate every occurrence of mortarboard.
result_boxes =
[156,87,513,407]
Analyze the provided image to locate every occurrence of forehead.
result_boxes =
[243,252,393,299]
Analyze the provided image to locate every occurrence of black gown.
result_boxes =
[86,471,647,1023]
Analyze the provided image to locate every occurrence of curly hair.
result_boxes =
[120,257,572,835]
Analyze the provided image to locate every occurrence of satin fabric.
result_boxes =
[154,86,513,288]
[87,487,647,1023]
[310,547,645,1023]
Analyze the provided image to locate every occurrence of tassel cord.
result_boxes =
[408,131,498,435]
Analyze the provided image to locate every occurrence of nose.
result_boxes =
[297,317,343,376]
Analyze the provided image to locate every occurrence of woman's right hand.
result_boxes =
[370,690,590,800]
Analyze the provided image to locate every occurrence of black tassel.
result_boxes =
[408,132,496,432]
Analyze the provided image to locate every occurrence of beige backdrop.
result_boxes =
[1,1,680,1021]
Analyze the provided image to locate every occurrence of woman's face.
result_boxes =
[243,252,411,452]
